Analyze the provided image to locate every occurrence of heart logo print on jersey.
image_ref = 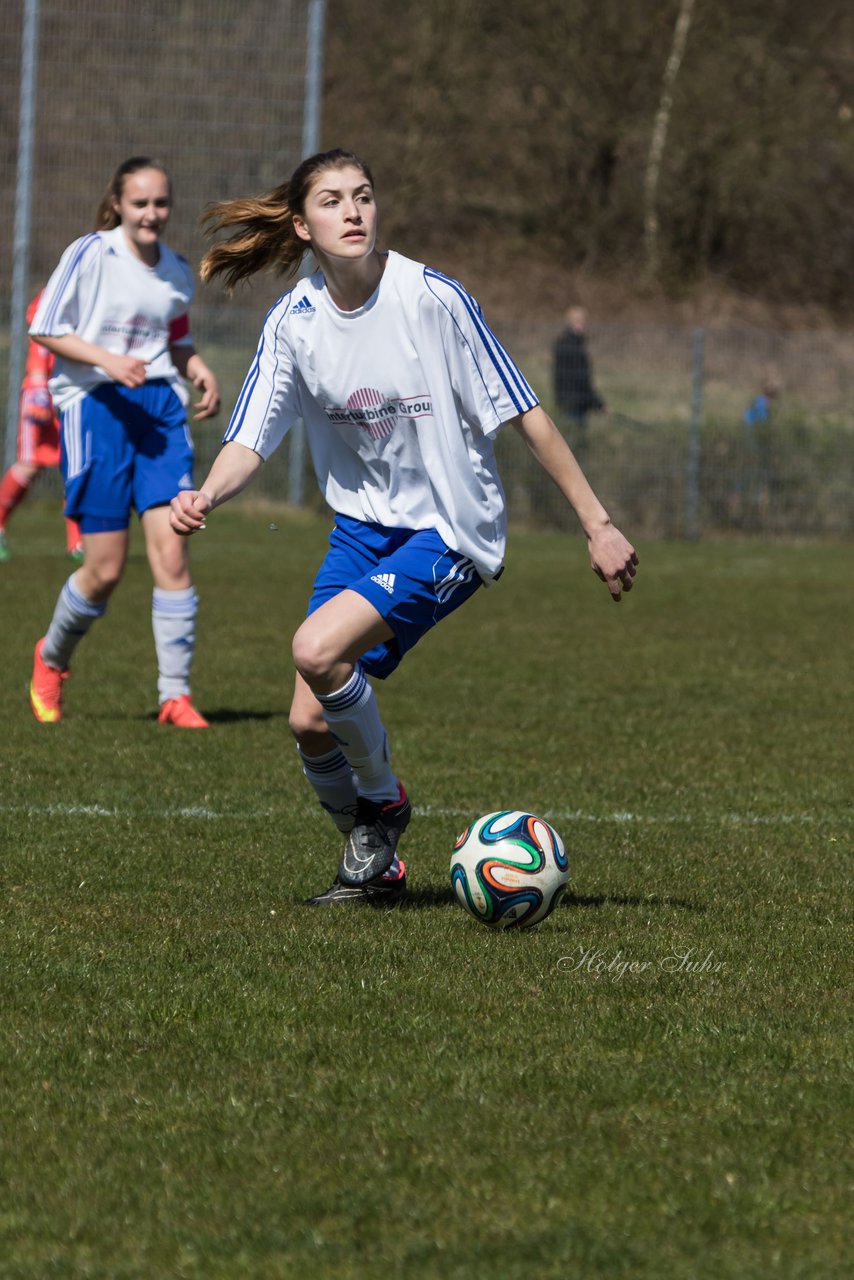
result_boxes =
[346,387,397,440]
[326,389,434,440]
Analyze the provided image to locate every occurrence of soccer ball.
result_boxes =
[450,810,569,930]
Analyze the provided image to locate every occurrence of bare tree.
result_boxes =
[643,0,696,278]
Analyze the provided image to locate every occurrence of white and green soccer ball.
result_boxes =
[450,810,569,930]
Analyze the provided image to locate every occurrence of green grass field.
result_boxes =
[1,502,851,1279]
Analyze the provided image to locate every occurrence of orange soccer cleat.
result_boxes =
[158,694,209,729]
[30,638,69,723]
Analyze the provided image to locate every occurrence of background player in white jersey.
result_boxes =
[28,156,220,727]
[170,148,638,904]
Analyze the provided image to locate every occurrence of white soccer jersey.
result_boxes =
[225,251,538,580]
[30,225,195,412]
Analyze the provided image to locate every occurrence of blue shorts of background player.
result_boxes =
[61,380,194,532]
[308,514,484,679]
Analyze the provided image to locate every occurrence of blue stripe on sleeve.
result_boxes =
[423,267,537,414]
[224,292,295,451]
[39,234,100,332]
[433,268,536,409]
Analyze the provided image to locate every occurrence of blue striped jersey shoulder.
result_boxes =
[420,264,538,416]
[36,234,102,331]
[267,286,301,326]
[223,285,300,447]
[65,232,103,271]
[256,288,302,348]
[59,233,103,284]
[421,265,485,317]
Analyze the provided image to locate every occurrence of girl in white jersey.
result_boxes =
[28,156,220,728]
[170,148,638,904]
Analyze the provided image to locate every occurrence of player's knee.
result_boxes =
[291,622,337,685]
[150,543,190,586]
[78,561,123,600]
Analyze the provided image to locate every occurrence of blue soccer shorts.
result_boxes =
[60,380,193,533]
[308,514,484,679]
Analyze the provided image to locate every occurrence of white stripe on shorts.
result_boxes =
[435,556,478,604]
[62,400,85,479]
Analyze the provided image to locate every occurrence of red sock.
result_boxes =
[0,470,30,528]
[65,517,82,554]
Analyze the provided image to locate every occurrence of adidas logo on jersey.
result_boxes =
[370,572,396,595]
[178,473,193,489]
[290,294,316,316]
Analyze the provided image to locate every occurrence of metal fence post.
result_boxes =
[686,326,704,539]
[288,0,327,508]
[4,0,41,472]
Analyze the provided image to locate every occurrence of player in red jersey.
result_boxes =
[0,293,82,562]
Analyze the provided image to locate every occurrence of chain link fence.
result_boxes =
[1,0,320,474]
[2,1,851,540]
[486,320,854,540]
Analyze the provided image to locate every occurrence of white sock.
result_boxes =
[152,586,198,704]
[316,666,399,802]
[43,572,107,669]
[298,745,359,833]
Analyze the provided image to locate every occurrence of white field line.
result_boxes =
[0,802,847,827]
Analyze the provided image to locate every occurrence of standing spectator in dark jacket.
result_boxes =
[553,306,607,466]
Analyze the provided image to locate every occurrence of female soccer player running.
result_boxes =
[29,156,220,727]
[170,148,638,903]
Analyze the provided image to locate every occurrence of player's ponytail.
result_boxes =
[200,149,374,291]
[95,156,171,230]
[199,182,302,290]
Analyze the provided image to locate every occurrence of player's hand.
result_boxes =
[188,361,221,420]
[170,488,212,536]
[587,523,638,602]
[101,353,148,388]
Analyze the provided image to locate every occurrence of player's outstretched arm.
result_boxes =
[170,441,264,535]
[513,405,638,601]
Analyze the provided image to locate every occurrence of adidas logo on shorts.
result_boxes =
[290,294,316,316]
[370,572,396,595]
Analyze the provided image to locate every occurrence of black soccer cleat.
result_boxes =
[337,784,412,887]
[304,864,407,907]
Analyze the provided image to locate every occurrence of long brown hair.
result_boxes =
[94,156,171,230]
[200,149,374,290]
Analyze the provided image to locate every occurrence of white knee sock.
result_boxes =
[298,745,359,833]
[316,666,399,802]
[43,572,107,670]
[297,743,403,878]
[152,586,198,704]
